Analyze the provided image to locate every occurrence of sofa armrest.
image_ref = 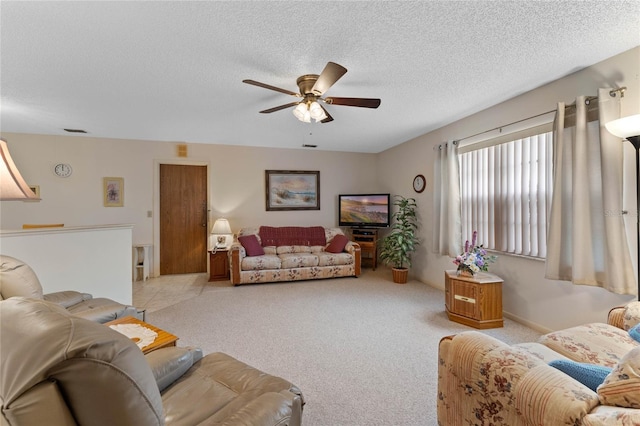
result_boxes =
[609,301,640,331]
[43,291,92,308]
[346,241,361,276]
[145,346,203,392]
[438,331,601,425]
[229,243,245,285]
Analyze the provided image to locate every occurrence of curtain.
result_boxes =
[433,141,461,257]
[545,88,636,295]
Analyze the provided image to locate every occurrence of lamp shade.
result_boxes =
[211,218,232,234]
[606,114,640,139]
[0,139,40,201]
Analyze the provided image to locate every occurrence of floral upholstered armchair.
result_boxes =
[438,301,640,425]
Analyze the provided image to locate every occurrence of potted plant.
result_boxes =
[378,195,419,283]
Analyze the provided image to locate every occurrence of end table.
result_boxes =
[444,270,503,329]
[209,248,230,281]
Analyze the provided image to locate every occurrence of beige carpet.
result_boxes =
[147,268,541,426]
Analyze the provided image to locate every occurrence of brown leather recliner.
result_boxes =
[0,297,304,425]
[0,254,138,323]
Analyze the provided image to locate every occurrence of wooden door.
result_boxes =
[159,164,208,274]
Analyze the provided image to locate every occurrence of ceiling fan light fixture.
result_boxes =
[309,101,325,120]
[292,103,308,121]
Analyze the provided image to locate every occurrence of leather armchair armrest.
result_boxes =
[145,346,203,392]
[43,291,92,308]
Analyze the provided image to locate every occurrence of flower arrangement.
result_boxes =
[453,231,497,276]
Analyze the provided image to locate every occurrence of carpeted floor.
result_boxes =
[146,268,541,426]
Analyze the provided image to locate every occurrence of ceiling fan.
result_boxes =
[243,62,381,123]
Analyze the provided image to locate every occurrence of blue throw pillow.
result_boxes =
[548,359,612,392]
[629,323,640,343]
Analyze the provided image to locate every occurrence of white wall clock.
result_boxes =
[413,174,426,193]
[54,163,73,178]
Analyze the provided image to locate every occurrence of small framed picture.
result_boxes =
[265,170,320,211]
[103,177,124,207]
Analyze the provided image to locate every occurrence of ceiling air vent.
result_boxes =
[63,128,87,133]
[302,144,317,148]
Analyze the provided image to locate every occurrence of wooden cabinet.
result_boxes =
[444,270,503,329]
[350,229,378,270]
[209,249,230,281]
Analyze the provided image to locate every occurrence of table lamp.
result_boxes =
[211,218,232,248]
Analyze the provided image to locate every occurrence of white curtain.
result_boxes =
[546,88,636,295]
[433,141,461,257]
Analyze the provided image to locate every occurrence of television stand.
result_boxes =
[350,228,378,270]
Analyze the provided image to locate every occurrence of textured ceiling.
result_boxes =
[1,1,639,153]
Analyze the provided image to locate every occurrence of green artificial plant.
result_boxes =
[378,195,419,270]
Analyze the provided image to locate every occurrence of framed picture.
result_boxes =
[103,177,124,207]
[265,170,320,211]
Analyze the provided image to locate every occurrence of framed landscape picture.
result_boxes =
[265,170,320,211]
[103,177,124,207]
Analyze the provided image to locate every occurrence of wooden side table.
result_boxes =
[209,248,230,281]
[105,316,178,354]
[350,229,378,270]
[444,270,503,329]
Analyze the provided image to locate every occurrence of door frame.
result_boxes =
[152,159,210,277]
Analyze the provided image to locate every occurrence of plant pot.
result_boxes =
[392,268,409,284]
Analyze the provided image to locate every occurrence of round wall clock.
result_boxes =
[413,174,426,193]
[54,163,73,178]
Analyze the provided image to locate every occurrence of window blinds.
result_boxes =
[459,130,553,258]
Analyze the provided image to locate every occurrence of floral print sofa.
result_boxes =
[438,301,640,425]
[229,226,361,285]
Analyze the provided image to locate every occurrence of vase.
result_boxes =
[457,269,474,278]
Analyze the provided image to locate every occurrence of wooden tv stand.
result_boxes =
[350,228,378,270]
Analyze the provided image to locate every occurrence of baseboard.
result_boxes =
[503,311,552,334]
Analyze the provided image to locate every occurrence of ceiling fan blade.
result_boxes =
[319,105,334,123]
[243,79,301,97]
[259,101,301,114]
[324,97,381,109]
[311,62,347,95]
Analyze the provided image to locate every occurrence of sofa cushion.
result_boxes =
[276,245,312,254]
[279,253,319,269]
[238,234,264,257]
[326,234,349,253]
[259,226,326,246]
[0,255,44,300]
[538,323,637,367]
[597,346,640,408]
[241,255,281,271]
[317,252,354,267]
[548,359,612,392]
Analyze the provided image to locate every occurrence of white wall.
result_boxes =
[0,136,379,275]
[378,46,640,332]
[0,225,133,304]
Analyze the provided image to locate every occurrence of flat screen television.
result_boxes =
[338,193,391,228]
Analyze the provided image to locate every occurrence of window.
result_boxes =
[458,128,553,258]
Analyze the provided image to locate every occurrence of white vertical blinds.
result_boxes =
[459,130,553,258]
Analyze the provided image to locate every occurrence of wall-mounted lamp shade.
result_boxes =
[211,218,232,235]
[606,114,640,139]
[0,139,40,201]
